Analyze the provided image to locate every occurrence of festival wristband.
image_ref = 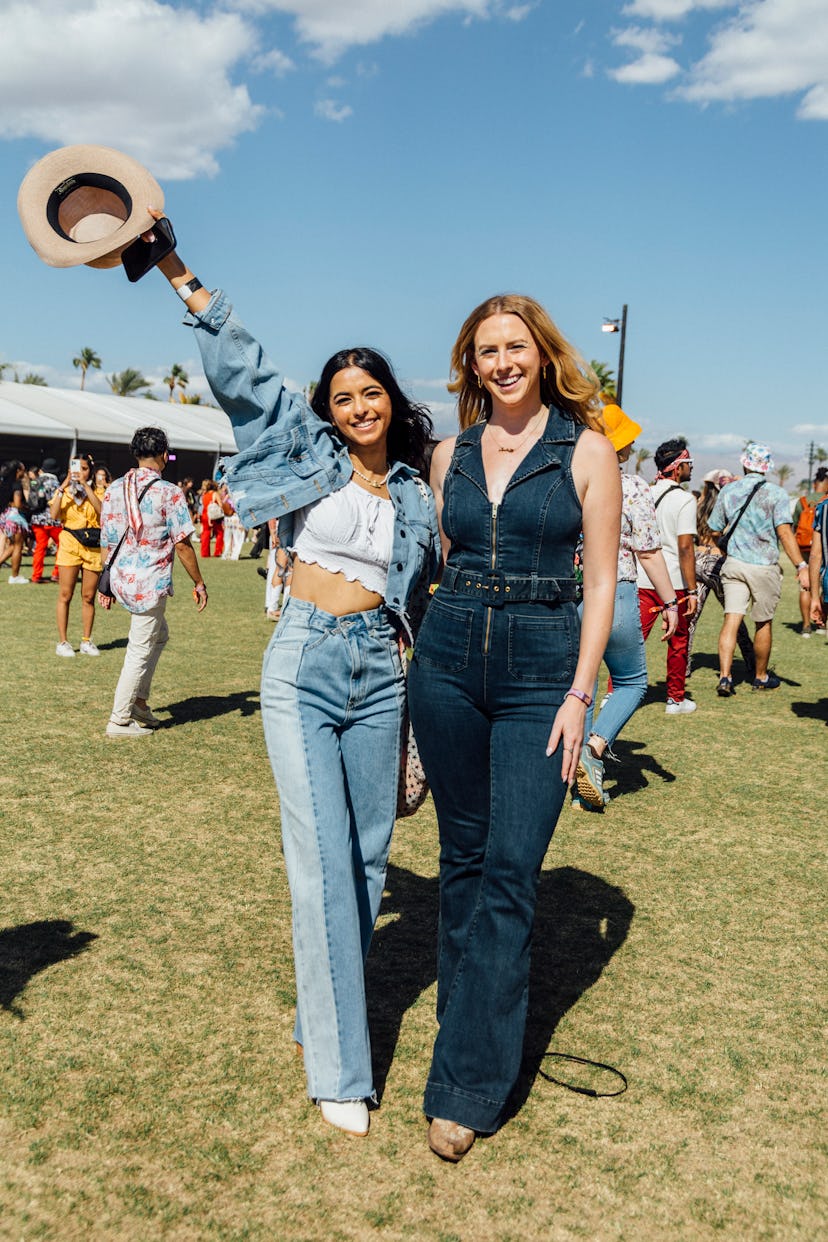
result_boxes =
[176,277,203,301]
[565,688,593,708]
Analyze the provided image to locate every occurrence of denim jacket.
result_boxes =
[185,291,441,638]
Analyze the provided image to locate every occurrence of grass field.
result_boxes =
[1,554,825,1241]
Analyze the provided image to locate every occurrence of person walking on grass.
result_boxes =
[636,437,698,715]
[99,427,208,736]
[809,484,828,635]
[710,442,810,695]
[28,458,62,584]
[795,466,828,636]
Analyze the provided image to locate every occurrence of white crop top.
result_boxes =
[290,481,394,596]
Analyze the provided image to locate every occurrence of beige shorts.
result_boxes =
[721,557,782,624]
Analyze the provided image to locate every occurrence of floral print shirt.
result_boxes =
[100,468,194,613]
[619,472,661,582]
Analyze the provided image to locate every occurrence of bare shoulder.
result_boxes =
[430,436,457,491]
[573,426,616,468]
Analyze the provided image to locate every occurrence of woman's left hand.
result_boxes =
[546,697,586,785]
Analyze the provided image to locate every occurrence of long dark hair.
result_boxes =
[310,347,434,478]
[0,460,24,511]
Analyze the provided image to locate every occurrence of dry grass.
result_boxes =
[1,557,825,1241]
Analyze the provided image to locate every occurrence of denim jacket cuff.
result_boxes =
[182,289,231,332]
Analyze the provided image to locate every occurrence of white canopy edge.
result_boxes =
[0,381,237,453]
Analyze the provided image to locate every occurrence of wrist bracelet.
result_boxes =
[686,589,698,596]
[176,277,203,301]
[565,688,593,708]
[795,561,807,571]
[663,598,678,610]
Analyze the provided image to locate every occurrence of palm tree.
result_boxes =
[634,448,651,475]
[776,463,793,489]
[73,347,101,391]
[179,393,203,404]
[108,368,151,397]
[164,363,189,402]
[22,372,48,386]
[589,360,617,400]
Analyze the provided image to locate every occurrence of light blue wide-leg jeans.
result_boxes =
[260,597,404,1102]
[583,580,648,747]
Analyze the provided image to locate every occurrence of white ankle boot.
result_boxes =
[319,1099,369,1136]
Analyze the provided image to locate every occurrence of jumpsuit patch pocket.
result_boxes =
[412,597,473,672]
[506,612,576,685]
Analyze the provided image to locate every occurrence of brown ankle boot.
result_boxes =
[428,1117,476,1162]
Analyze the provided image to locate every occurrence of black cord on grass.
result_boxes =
[540,1052,628,1097]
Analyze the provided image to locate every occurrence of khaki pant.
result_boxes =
[109,600,169,724]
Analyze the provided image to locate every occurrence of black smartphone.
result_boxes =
[121,216,177,283]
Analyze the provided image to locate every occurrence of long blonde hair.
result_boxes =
[449,293,603,431]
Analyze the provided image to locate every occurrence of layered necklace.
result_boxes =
[486,408,546,454]
[350,459,391,489]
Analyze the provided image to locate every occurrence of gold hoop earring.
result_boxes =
[542,364,547,382]
[476,373,482,389]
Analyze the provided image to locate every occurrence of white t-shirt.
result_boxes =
[636,479,696,591]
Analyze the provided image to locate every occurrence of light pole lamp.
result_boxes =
[601,304,628,405]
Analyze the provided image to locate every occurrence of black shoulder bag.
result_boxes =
[708,480,766,581]
[98,479,157,599]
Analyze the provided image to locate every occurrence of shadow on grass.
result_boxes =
[0,920,98,1019]
[366,863,438,1101]
[157,690,260,726]
[791,698,828,724]
[606,737,676,794]
[366,864,633,1116]
[510,866,635,1118]
[92,637,128,651]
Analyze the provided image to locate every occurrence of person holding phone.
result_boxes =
[134,210,440,1139]
[49,453,103,656]
[406,294,620,1160]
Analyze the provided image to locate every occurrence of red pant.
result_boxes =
[200,519,224,557]
[32,524,62,581]
[638,587,691,702]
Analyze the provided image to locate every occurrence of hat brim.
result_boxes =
[18,144,164,269]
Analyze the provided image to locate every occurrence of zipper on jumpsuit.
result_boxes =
[483,501,499,655]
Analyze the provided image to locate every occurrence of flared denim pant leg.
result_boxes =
[260,598,404,1102]
[583,580,648,747]
[408,597,575,1133]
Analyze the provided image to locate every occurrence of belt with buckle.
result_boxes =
[439,566,579,607]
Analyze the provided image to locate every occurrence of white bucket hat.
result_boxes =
[17,144,164,269]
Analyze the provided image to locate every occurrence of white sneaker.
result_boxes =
[665,698,697,715]
[131,703,161,728]
[105,720,154,738]
[319,1099,369,1136]
[8,575,29,584]
[56,641,76,657]
[80,639,101,656]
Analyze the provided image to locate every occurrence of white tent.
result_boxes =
[0,380,236,458]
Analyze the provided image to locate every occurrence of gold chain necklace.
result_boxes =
[486,409,545,454]
[351,461,391,489]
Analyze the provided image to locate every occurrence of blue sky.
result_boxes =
[2,0,827,482]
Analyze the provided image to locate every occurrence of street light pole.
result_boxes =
[601,305,628,404]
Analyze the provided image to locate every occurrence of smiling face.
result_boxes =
[327,366,393,452]
[472,313,547,415]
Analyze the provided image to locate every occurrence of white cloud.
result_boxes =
[0,0,263,179]
[609,23,682,84]
[230,1,517,61]
[612,1,828,122]
[314,98,353,122]
[696,432,748,449]
[792,423,828,435]
[622,0,731,18]
[677,0,828,119]
[251,47,296,75]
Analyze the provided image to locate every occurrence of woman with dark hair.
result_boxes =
[0,461,31,582]
[139,211,440,1138]
[407,293,621,1160]
[49,452,103,656]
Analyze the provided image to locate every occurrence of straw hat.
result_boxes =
[17,144,164,269]
[601,403,642,452]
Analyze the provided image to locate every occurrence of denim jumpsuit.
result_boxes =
[407,408,584,1133]
[187,293,440,1103]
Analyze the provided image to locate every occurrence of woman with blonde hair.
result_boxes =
[407,293,621,1160]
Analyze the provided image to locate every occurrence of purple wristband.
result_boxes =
[565,688,593,708]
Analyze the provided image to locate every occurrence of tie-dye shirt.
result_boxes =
[100,468,194,613]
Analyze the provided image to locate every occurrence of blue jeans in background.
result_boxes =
[260,597,404,1102]
[582,580,648,747]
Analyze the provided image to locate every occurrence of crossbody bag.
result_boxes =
[98,479,157,599]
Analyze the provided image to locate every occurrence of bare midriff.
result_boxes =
[289,558,384,617]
